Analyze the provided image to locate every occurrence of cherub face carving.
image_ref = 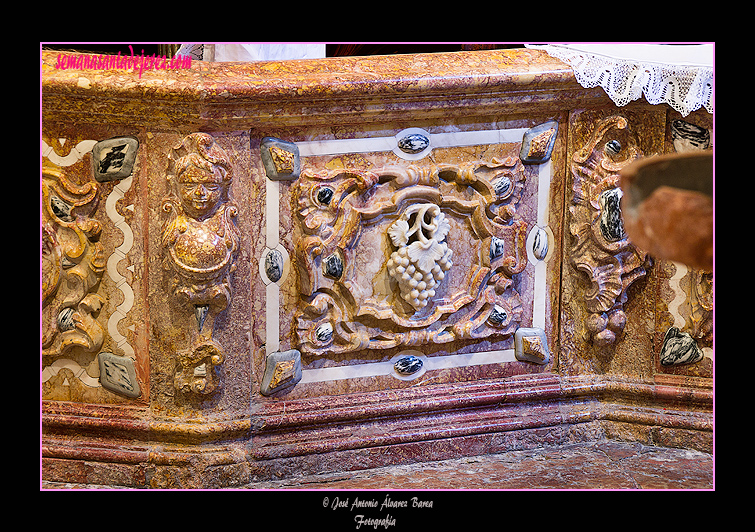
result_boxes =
[177,164,226,220]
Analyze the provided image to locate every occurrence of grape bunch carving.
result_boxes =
[386,204,453,312]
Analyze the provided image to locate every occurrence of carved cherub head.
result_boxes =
[168,133,233,220]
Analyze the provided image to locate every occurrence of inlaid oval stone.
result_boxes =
[490,237,505,261]
[317,186,334,205]
[605,139,622,156]
[671,120,710,151]
[398,133,430,154]
[57,307,76,331]
[264,249,284,283]
[394,354,423,376]
[487,305,508,326]
[492,175,513,198]
[660,327,704,366]
[324,253,343,279]
[599,188,626,242]
[532,227,549,260]
[315,322,333,343]
[50,194,74,222]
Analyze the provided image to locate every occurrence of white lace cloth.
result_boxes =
[526,44,713,116]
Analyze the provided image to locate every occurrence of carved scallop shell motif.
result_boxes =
[386,203,453,312]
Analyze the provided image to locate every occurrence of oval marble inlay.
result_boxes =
[490,237,505,261]
[398,133,430,154]
[487,305,508,326]
[670,120,710,152]
[492,175,513,199]
[532,227,549,260]
[50,194,74,222]
[599,188,625,242]
[323,253,343,279]
[265,248,284,283]
[57,307,76,331]
[317,186,334,205]
[393,354,424,375]
[315,322,333,343]
[605,139,622,156]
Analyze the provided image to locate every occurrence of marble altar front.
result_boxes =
[41,47,713,488]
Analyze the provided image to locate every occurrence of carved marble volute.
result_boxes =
[42,165,106,357]
[569,115,651,347]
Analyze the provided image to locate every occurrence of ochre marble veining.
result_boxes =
[41,48,712,489]
[292,158,528,357]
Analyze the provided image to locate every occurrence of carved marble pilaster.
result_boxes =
[161,133,240,395]
[569,115,651,347]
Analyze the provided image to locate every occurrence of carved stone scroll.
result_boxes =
[162,133,239,394]
[292,158,527,356]
[569,115,651,346]
[42,166,106,358]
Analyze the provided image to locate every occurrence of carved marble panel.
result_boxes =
[42,128,145,404]
[42,165,106,358]
[292,160,528,356]
[255,121,563,396]
[653,109,713,377]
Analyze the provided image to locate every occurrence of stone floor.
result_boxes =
[246,440,714,490]
[41,439,714,491]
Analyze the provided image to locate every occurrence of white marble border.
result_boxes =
[42,139,97,167]
[530,160,553,331]
[41,358,101,387]
[265,178,281,356]
[105,175,136,359]
[266,127,553,383]
[299,349,516,384]
[296,128,529,161]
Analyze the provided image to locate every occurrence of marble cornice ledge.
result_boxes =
[41,373,712,467]
[41,49,611,129]
[249,373,711,433]
[41,373,712,444]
